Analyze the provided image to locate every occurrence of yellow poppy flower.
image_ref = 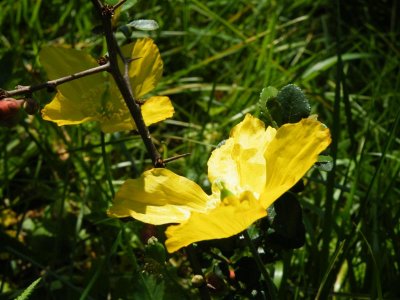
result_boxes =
[40,38,174,133]
[108,114,331,252]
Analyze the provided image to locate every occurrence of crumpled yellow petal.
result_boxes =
[165,191,267,253]
[207,138,239,193]
[99,95,174,133]
[260,117,331,208]
[108,168,212,225]
[41,92,96,125]
[121,38,163,98]
[97,82,133,133]
[42,82,120,127]
[208,114,276,194]
[40,45,121,129]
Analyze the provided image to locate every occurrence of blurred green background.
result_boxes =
[0,0,399,299]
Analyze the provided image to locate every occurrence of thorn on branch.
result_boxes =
[155,157,165,168]
[113,0,127,11]
[102,5,115,17]
[163,153,191,164]
[97,55,109,66]
[135,99,145,106]
[91,0,163,168]
[1,63,110,99]
[127,57,142,64]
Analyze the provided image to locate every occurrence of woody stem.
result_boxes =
[243,230,278,300]
[90,0,164,168]
[0,63,110,99]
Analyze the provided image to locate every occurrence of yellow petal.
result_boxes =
[208,138,240,191]
[142,96,174,126]
[260,118,331,208]
[41,92,96,125]
[108,168,212,225]
[98,82,133,133]
[208,114,275,194]
[165,191,267,253]
[100,95,174,133]
[100,112,132,133]
[121,38,163,98]
[40,45,126,130]
[41,41,168,133]
[39,46,105,101]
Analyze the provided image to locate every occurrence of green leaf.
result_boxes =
[134,274,165,300]
[316,155,333,172]
[276,84,311,123]
[301,53,374,82]
[258,86,278,127]
[127,19,159,31]
[267,84,311,126]
[120,0,137,11]
[259,84,311,127]
[15,278,41,300]
[259,86,278,103]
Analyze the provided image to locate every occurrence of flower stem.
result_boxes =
[186,245,211,300]
[100,132,115,197]
[243,230,278,300]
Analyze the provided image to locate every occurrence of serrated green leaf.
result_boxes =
[134,274,165,300]
[268,84,311,125]
[15,278,41,300]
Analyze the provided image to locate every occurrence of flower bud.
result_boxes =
[191,274,205,287]
[145,237,166,264]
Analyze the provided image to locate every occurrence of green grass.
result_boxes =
[1,0,399,299]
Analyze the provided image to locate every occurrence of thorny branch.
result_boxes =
[0,63,110,99]
[0,0,167,168]
[91,0,164,167]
